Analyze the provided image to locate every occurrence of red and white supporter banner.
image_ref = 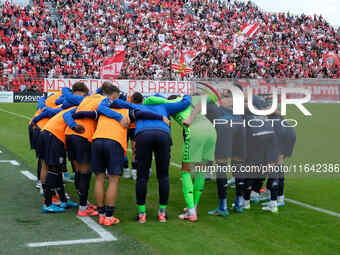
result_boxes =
[44,79,192,96]
[240,24,260,38]
[100,46,126,79]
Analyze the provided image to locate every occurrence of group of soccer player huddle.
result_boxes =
[28,81,296,226]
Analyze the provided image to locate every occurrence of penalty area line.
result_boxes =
[0,160,20,166]
[26,238,106,247]
[285,198,340,218]
[26,217,116,247]
[20,170,37,181]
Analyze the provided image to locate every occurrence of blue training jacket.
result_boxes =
[106,95,191,136]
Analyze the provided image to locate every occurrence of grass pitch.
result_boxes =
[0,103,339,255]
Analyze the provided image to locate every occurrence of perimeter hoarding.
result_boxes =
[44,79,340,103]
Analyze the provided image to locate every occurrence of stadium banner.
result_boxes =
[0,91,14,103]
[44,79,340,103]
[13,92,47,103]
[44,79,192,96]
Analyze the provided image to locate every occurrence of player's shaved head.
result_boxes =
[131,92,143,104]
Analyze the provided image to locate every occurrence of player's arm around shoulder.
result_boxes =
[165,95,192,115]
[63,107,85,134]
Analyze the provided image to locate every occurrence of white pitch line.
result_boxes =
[27,238,105,247]
[20,170,37,181]
[0,160,20,166]
[20,170,116,247]
[77,216,117,241]
[26,217,116,247]
[0,108,31,120]
[285,198,340,218]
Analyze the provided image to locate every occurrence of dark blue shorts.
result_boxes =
[215,124,247,160]
[127,128,136,141]
[39,130,66,166]
[281,129,296,158]
[246,133,279,165]
[66,135,91,164]
[28,125,35,150]
[29,125,41,154]
[91,138,124,175]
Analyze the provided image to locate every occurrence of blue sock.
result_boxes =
[123,156,128,168]
[219,199,227,211]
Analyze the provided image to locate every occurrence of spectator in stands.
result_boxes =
[0,0,339,84]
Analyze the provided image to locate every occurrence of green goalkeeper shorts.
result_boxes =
[182,118,217,164]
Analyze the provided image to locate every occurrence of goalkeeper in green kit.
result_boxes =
[143,93,217,222]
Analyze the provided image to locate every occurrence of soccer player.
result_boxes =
[29,91,64,190]
[89,88,169,226]
[123,92,144,180]
[110,95,191,223]
[203,95,247,217]
[143,93,215,222]
[63,82,129,217]
[37,83,89,213]
[242,109,280,213]
[262,110,296,208]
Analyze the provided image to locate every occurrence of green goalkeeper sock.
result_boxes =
[138,205,146,214]
[193,172,205,207]
[181,172,195,209]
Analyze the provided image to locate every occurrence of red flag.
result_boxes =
[180,50,198,65]
[225,63,234,73]
[160,43,174,56]
[171,49,199,77]
[323,52,340,70]
[225,45,233,53]
[240,24,260,38]
[100,47,126,79]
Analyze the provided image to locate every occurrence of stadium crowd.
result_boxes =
[0,0,339,91]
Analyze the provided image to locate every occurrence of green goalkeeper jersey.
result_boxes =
[143,95,216,163]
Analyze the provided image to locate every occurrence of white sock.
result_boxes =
[278,195,284,203]
[239,196,244,207]
[79,205,88,211]
[244,200,250,207]
[188,208,196,216]
[271,200,278,207]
